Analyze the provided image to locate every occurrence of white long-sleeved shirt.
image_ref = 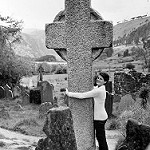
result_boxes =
[68,85,108,120]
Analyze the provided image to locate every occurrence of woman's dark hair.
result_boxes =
[93,71,109,86]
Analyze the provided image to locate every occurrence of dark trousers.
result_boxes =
[94,120,108,150]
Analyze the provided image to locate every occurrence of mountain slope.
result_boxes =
[114,15,150,41]
[13,30,62,61]
[13,15,150,61]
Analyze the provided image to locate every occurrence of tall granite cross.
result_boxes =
[45,0,113,149]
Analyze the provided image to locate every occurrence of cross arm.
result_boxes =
[88,20,113,48]
[45,22,66,49]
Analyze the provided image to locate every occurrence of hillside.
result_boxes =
[13,29,62,61]
[12,15,150,62]
[114,15,150,41]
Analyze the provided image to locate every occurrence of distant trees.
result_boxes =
[0,15,34,86]
[125,63,135,70]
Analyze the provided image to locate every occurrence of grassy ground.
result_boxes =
[1,56,145,137]
[0,74,68,137]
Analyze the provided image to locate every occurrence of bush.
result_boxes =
[125,63,135,70]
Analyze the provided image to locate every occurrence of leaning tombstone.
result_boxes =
[38,81,54,104]
[116,119,150,150]
[45,0,113,149]
[35,106,77,150]
[0,86,5,99]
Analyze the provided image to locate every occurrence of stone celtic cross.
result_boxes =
[45,0,113,149]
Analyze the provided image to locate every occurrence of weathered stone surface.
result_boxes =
[45,0,113,149]
[35,106,77,150]
[116,119,150,150]
[39,102,53,119]
[38,81,54,104]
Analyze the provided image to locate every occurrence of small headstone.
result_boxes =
[0,86,5,99]
[0,107,10,119]
[39,102,53,119]
[4,84,13,99]
[36,106,77,150]
[116,119,150,150]
[38,81,54,104]
[13,86,21,98]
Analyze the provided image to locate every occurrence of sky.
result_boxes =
[0,0,150,30]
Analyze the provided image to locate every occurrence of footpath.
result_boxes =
[0,128,120,150]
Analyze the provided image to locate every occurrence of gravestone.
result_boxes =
[0,86,5,99]
[4,84,13,99]
[29,88,41,104]
[36,106,77,150]
[38,81,54,104]
[116,119,150,150]
[45,0,113,149]
[13,86,21,98]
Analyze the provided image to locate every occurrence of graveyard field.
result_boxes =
[0,70,123,150]
[0,57,146,137]
[0,74,68,137]
[0,99,46,137]
[0,56,149,149]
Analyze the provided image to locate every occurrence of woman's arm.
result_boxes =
[66,88,99,99]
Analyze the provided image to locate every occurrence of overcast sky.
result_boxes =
[0,0,150,30]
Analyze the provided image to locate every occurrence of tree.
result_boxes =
[0,15,34,86]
